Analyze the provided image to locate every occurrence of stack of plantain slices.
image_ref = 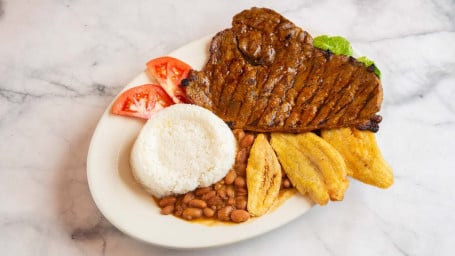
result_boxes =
[245,128,394,214]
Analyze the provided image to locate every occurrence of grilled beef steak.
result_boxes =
[183,7,383,133]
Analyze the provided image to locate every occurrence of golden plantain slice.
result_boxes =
[271,133,349,204]
[321,128,394,188]
[292,132,349,201]
[246,134,282,216]
[271,132,349,205]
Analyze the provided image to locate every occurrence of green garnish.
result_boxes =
[313,35,353,56]
[357,56,382,79]
[313,35,381,79]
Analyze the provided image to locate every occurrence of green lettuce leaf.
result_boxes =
[357,56,382,79]
[313,35,353,56]
[313,35,381,79]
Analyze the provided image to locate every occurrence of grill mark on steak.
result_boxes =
[246,66,285,127]
[279,69,309,128]
[313,63,359,126]
[216,33,241,112]
[220,59,243,117]
[347,77,377,118]
[258,62,298,128]
[304,51,346,126]
[334,75,375,125]
[353,82,382,122]
[242,65,270,127]
[283,48,321,129]
[307,56,345,126]
[213,30,238,108]
[258,31,309,128]
[184,7,383,133]
[228,66,249,120]
[332,67,367,117]
[242,67,269,125]
[299,50,331,126]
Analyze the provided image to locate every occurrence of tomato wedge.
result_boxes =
[146,56,191,103]
[111,84,174,119]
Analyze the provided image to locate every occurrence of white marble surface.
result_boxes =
[1,0,454,255]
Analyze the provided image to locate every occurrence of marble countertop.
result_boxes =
[1,0,454,255]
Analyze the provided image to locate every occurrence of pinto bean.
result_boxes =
[236,148,249,163]
[217,206,233,221]
[217,188,228,199]
[235,162,247,176]
[227,197,236,206]
[214,182,224,191]
[282,178,291,188]
[234,176,246,188]
[224,169,237,185]
[189,199,207,208]
[235,187,247,196]
[182,192,195,204]
[240,134,255,148]
[182,208,202,220]
[174,208,183,217]
[235,196,247,210]
[160,205,174,215]
[230,209,250,223]
[233,129,245,141]
[158,196,176,207]
[226,186,235,198]
[195,187,212,196]
[201,190,217,201]
[207,195,224,208]
[203,207,215,218]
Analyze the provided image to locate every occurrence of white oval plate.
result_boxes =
[87,35,314,249]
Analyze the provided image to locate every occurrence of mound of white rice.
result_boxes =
[130,104,236,198]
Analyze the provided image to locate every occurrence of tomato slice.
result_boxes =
[111,84,174,119]
[146,56,191,103]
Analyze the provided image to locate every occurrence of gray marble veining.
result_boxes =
[1,0,454,255]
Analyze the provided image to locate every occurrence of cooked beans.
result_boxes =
[214,182,223,191]
[182,208,202,220]
[233,129,245,141]
[160,205,174,215]
[156,131,258,223]
[227,197,236,206]
[224,169,237,185]
[282,178,291,188]
[240,134,254,148]
[226,186,235,198]
[217,206,233,221]
[230,209,250,223]
[217,188,228,199]
[234,176,246,188]
[207,195,223,208]
[235,162,247,176]
[189,199,207,208]
[235,196,247,210]
[203,207,215,217]
[201,190,216,201]
[182,192,195,204]
[195,187,211,196]
[235,187,247,196]
[158,196,176,207]
[236,148,248,163]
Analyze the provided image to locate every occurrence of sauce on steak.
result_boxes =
[183,7,383,133]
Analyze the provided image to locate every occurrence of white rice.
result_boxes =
[130,104,237,198]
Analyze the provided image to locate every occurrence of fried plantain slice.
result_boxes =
[321,128,394,188]
[271,133,329,205]
[246,134,282,216]
[293,132,349,200]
